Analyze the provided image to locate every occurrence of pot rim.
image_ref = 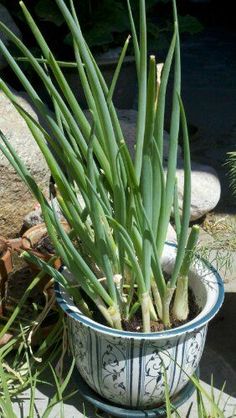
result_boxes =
[55,242,224,340]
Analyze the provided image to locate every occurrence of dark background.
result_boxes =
[1,0,235,210]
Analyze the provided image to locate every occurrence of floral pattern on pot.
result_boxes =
[56,243,224,408]
[68,318,207,407]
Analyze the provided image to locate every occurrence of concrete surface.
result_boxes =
[11,294,236,417]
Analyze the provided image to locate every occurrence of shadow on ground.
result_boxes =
[200,292,236,397]
[18,293,236,418]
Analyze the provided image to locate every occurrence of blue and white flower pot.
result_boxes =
[55,243,224,408]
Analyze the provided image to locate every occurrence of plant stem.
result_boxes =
[95,298,114,328]
[173,177,181,240]
[141,292,151,332]
[128,302,140,321]
[172,225,199,321]
[151,280,163,320]
[141,55,157,292]
[134,0,147,181]
[108,305,122,330]
[74,290,92,319]
[156,4,181,257]
[162,286,175,328]
[149,296,158,321]
[172,275,189,321]
[126,0,140,75]
[169,94,191,289]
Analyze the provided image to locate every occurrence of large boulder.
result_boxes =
[117,109,182,160]
[119,109,221,220]
[0,5,22,69]
[167,223,177,243]
[83,109,181,160]
[175,160,221,221]
[0,88,50,237]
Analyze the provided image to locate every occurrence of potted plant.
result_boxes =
[0,0,224,409]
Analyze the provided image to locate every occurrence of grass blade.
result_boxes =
[134,0,147,181]
[156,0,180,256]
[107,35,131,104]
[170,95,192,287]
[126,0,140,74]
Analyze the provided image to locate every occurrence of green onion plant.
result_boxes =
[0,0,199,332]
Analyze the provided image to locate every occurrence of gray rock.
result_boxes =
[84,109,181,160]
[117,109,182,160]
[175,160,221,220]
[166,223,177,243]
[118,110,221,220]
[85,109,220,220]
[23,198,65,230]
[23,208,44,229]
[0,88,50,237]
[0,5,22,69]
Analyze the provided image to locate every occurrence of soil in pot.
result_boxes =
[122,288,200,333]
[79,284,201,333]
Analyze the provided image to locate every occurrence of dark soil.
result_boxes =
[6,267,46,306]
[4,259,58,331]
[122,288,200,333]
[0,239,7,258]
[33,234,55,255]
[81,272,201,333]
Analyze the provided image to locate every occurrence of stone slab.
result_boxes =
[0,87,50,237]
[12,346,236,418]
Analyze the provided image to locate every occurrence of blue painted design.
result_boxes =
[88,327,95,392]
[176,333,187,390]
[129,339,134,407]
[137,338,145,408]
[95,332,103,397]
[169,336,180,393]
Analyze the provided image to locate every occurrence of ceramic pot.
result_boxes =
[55,243,224,408]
